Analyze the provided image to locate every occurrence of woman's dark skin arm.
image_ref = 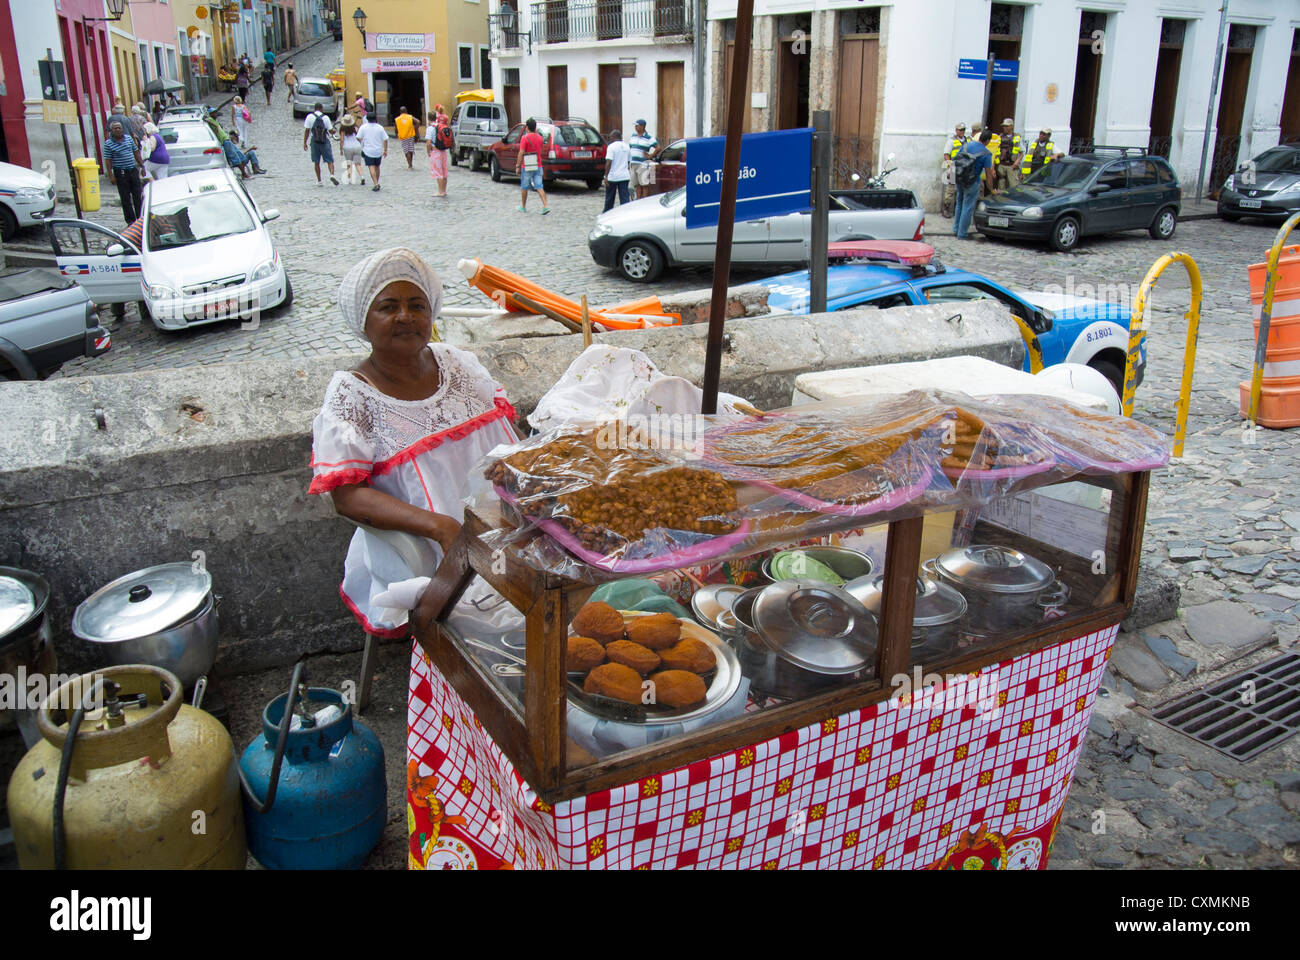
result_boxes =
[329,483,461,554]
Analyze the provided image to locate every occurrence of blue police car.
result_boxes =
[756,242,1145,396]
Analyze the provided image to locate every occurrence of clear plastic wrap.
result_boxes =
[469,390,1169,581]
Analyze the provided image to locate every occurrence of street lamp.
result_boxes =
[85,0,126,23]
[353,7,367,47]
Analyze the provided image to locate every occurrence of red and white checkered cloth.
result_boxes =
[407,625,1118,869]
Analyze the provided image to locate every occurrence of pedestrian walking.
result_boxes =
[338,114,365,185]
[993,117,1022,192]
[103,120,144,224]
[151,99,164,125]
[394,106,418,170]
[602,129,631,212]
[952,129,994,240]
[260,61,274,106]
[263,48,276,71]
[517,117,549,214]
[627,119,658,199]
[140,122,169,181]
[303,103,340,186]
[426,106,451,197]
[232,96,252,143]
[940,121,966,218]
[235,63,250,104]
[357,112,389,191]
[283,63,298,104]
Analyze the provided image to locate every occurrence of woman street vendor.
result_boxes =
[310,247,517,634]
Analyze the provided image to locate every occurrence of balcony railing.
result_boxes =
[489,11,530,54]
[530,0,692,45]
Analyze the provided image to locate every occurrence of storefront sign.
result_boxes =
[685,128,812,230]
[41,99,78,125]
[367,33,436,53]
[361,57,431,74]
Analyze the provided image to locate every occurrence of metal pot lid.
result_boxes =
[933,545,1053,595]
[73,562,213,643]
[846,574,967,628]
[752,579,877,675]
[0,575,36,637]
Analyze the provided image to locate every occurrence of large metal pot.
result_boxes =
[846,572,967,663]
[926,545,1069,642]
[72,562,218,688]
[723,579,877,701]
[0,567,57,738]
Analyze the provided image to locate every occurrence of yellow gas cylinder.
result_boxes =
[7,664,246,869]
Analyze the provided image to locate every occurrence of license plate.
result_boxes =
[1240,199,1262,209]
[204,297,238,319]
[574,151,592,158]
[988,215,1010,227]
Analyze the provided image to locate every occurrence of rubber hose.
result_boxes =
[238,660,305,815]
[53,676,107,871]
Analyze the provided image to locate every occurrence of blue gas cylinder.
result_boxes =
[239,686,385,869]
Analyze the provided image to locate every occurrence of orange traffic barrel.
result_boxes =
[1239,244,1300,427]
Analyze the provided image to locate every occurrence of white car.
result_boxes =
[44,167,291,331]
[0,160,57,241]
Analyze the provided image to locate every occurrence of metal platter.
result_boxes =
[567,612,742,726]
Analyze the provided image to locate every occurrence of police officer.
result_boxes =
[1022,128,1057,179]
[941,121,966,218]
[994,117,1022,191]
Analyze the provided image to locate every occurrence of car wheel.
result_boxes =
[1149,206,1177,240]
[618,240,664,283]
[1050,215,1080,252]
[448,149,457,167]
[1220,211,1242,222]
[0,206,17,242]
[489,155,502,182]
[587,177,602,190]
[470,151,484,172]
[1090,358,1125,400]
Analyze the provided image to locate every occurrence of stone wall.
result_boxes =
[0,300,1023,677]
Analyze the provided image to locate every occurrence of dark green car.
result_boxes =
[973,150,1181,252]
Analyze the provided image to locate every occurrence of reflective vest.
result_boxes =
[1022,140,1055,176]
[997,133,1022,165]
[947,136,965,160]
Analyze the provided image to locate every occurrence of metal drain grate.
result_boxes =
[1146,652,1300,761]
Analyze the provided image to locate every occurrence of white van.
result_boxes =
[449,101,511,171]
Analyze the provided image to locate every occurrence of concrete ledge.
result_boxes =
[0,298,1024,676]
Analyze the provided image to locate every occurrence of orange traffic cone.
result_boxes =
[1239,244,1300,427]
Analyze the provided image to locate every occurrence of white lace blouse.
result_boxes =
[309,343,516,636]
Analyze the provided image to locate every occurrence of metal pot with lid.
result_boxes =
[73,562,218,689]
[926,545,1069,640]
[845,572,967,662]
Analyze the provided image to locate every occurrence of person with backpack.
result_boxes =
[302,103,340,186]
[952,128,994,240]
[426,106,452,197]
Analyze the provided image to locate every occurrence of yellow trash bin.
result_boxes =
[71,157,101,212]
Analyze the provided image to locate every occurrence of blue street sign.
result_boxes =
[685,128,812,230]
[957,58,1020,81]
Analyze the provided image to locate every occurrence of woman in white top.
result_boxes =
[338,113,365,185]
[309,247,517,639]
[231,96,252,144]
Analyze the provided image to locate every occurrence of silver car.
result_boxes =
[588,187,926,282]
[160,105,207,122]
[291,78,338,119]
[156,120,226,175]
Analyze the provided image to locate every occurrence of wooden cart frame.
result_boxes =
[414,471,1149,804]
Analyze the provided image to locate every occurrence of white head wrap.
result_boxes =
[338,247,443,342]
[143,122,158,136]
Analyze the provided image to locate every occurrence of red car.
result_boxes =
[640,138,687,197]
[487,119,607,189]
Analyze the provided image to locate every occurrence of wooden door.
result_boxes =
[985,39,1020,131]
[777,41,809,130]
[657,61,684,142]
[548,65,568,120]
[1148,45,1182,156]
[503,84,521,128]
[599,63,622,136]
[1211,48,1253,189]
[1282,43,1300,144]
[1069,39,1102,151]
[835,34,879,187]
[721,41,753,134]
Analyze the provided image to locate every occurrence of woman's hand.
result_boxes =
[422,513,462,555]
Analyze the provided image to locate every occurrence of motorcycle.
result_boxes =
[849,152,898,190]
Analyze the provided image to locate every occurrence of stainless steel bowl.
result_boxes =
[760,545,873,586]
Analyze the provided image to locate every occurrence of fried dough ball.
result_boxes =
[626,612,681,650]
[572,601,625,644]
[604,640,662,676]
[648,670,708,709]
[583,662,645,704]
[566,636,606,673]
[658,637,716,674]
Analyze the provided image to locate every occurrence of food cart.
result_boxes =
[407,390,1164,870]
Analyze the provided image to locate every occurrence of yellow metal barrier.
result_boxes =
[1247,211,1300,425]
[1121,252,1203,457]
[1012,314,1045,373]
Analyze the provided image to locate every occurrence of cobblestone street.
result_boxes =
[24,38,1300,870]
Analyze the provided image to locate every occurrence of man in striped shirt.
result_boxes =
[628,119,658,200]
[103,121,144,224]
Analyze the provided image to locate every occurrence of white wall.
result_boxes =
[11,3,76,181]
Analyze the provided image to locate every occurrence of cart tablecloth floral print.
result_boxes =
[407,624,1118,870]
